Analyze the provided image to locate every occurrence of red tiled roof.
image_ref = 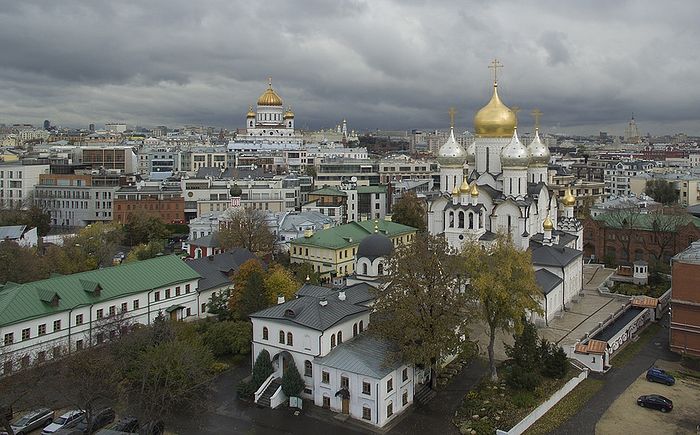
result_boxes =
[575,339,607,355]
[631,296,658,309]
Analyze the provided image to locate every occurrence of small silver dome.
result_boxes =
[500,128,530,167]
[527,129,550,166]
[437,127,467,167]
[466,140,476,164]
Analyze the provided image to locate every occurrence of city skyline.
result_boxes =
[0,1,699,136]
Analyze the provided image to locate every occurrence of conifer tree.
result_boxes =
[251,350,274,389]
[281,359,305,397]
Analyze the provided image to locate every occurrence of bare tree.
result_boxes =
[644,207,694,272]
[218,207,275,255]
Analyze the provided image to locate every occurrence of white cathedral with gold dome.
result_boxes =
[427,61,584,325]
[240,78,303,145]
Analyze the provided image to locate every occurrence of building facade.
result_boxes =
[670,241,700,357]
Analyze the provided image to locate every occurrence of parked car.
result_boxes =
[8,408,54,435]
[637,394,673,412]
[41,410,84,434]
[58,408,115,435]
[646,367,675,386]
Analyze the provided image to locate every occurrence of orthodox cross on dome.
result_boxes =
[268,77,273,88]
[488,59,503,84]
[511,106,521,126]
[531,108,543,130]
[448,107,457,128]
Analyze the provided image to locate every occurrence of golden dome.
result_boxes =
[452,186,460,197]
[257,79,283,106]
[543,215,554,231]
[246,105,255,118]
[470,183,479,197]
[473,84,516,138]
[283,106,294,118]
[459,178,470,193]
[562,188,576,207]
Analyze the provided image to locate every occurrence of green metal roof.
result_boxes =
[592,212,700,230]
[290,220,416,250]
[0,255,201,327]
[309,186,347,197]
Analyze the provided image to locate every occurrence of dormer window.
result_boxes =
[284,309,295,318]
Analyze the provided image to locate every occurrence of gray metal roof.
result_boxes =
[296,284,334,298]
[190,232,221,248]
[673,241,700,265]
[185,248,256,292]
[535,269,563,295]
[529,230,577,247]
[250,292,368,330]
[0,225,26,240]
[278,211,334,232]
[315,333,402,378]
[530,242,582,267]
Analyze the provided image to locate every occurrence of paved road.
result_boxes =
[167,357,488,435]
[549,316,679,435]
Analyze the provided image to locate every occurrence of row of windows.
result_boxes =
[154,285,190,302]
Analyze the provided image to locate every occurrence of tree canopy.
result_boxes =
[219,207,276,255]
[230,259,269,319]
[645,179,679,205]
[372,233,471,388]
[461,236,543,381]
[264,263,299,304]
[0,204,51,237]
[391,191,426,231]
[122,211,169,246]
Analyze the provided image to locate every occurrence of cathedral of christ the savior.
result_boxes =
[426,61,584,325]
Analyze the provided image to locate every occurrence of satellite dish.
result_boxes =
[351,176,357,183]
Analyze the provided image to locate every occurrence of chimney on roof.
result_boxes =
[319,297,328,307]
[304,229,313,238]
[305,275,310,282]
[338,290,346,301]
[277,294,285,305]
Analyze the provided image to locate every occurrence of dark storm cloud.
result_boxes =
[0,0,698,135]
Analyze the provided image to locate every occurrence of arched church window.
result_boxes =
[331,334,336,348]
[287,332,293,346]
[507,215,512,233]
[378,262,384,275]
[353,323,358,337]
[359,320,364,333]
[337,331,343,344]
[363,263,368,275]
[449,211,454,228]
[509,178,513,195]
[458,211,465,228]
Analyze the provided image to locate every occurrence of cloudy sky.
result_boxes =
[0,0,698,136]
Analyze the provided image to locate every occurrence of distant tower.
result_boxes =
[624,114,641,144]
[43,120,50,130]
[89,123,95,132]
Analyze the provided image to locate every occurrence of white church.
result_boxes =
[240,78,304,145]
[427,68,584,325]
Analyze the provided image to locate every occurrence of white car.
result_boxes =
[41,410,84,435]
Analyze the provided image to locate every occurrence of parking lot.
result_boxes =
[596,361,700,434]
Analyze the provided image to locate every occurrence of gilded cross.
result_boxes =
[488,59,504,84]
[531,109,543,130]
[448,107,457,128]
[268,77,272,87]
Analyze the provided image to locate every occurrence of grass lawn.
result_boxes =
[610,281,669,298]
[522,378,604,435]
[610,322,661,367]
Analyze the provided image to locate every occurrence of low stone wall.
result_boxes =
[495,369,589,435]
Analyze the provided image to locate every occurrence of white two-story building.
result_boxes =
[0,255,202,376]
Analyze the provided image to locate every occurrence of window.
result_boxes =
[201,303,206,314]
[3,360,12,374]
[176,286,181,296]
[262,327,268,340]
[186,307,191,316]
[387,378,393,392]
[304,360,312,377]
[323,396,330,408]
[133,299,140,310]
[21,328,30,341]
[76,314,84,325]
[109,306,116,316]
[337,331,343,344]
[52,346,60,358]
[387,402,393,417]
[2,333,12,346]
[378,262,384,275]
[165,289,171,299]
[96,309,104,319]
[154,291,161,302]
[362,381,370,395]
[287,332,293,346]
[353,323,358,337]
[279,331,285,344]
[331,334,336,348]
[362,406,371,420]
[121,302,128,313]
[38,324,46,336]
[359,320,364,333]
[76,339,84,350]
[341,376,349,389]
[402,390,408,406]
[53,320,61,332]
[185,284,191,293]
[322,371,330,384]
[37,351,46,364]
[402,367,408,382]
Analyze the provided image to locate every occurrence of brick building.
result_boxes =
[670,241,700,356]
[113,185,184,224]
[583,212,700,267]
